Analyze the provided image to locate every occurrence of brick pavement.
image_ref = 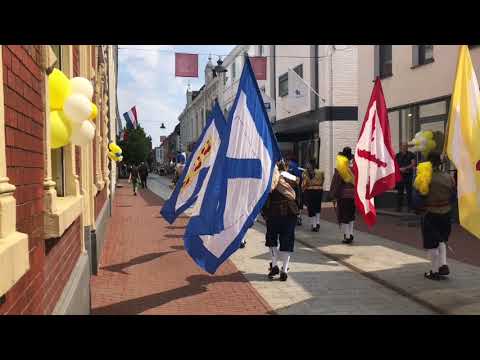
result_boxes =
[90,180,272,315]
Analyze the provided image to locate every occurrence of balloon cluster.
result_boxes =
[408,131,436,158]
[336,155,354,184]
[107,143,123,162]
[49,69,97,149]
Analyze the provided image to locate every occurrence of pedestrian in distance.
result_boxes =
[395,142,416,212]
[302,160,325,232]
[262,160,299,281]
[329,147,356,244]
[412,151,456,281]
[128,163,140,196]
[139,161,149,189]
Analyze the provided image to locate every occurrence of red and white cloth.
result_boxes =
[353,78,401,227]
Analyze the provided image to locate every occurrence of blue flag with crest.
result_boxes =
[183,57,282,274]
[160,101,226,224]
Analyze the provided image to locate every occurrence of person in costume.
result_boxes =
[412,151,456,281]
[329,147,356,244]
[262,160,299,281]
[302,160,325,232]
[288,157,304,226]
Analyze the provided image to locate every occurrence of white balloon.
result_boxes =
[70,77,94,100]
[70,120,96,146]
[64,94,93,125]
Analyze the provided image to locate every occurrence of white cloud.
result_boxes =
[118,45,235,147]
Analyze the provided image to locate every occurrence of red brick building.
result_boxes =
[0,45,119,314]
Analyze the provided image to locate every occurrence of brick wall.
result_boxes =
[1,45,46,314]
[95,187,107,219]
[0,45,82,315]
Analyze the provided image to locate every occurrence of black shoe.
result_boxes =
[438,265,450,276]
[134,192,137,196]
[297,218,302,226]
[315,224,320,232]
[342,235,353,244]
[239,241,246,249]
[424,271,442,280]
[311,227,316,232]
[268,265,280,280]
[279,272,288,281]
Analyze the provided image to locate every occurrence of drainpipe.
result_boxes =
[271,45,276,123]
[329,45,334,181]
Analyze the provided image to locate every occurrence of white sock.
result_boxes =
[281,251,291,273]
[270,247,279,268]
[342,223,349,237]
[428,248,440,272]
[315,213,320,226]
[348,221,354,237]
[310,217,315,229]
[438,243,447,266]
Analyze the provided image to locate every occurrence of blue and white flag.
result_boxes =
[184,57,281,274]
[160,101,226,224]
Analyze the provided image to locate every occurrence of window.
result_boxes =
[413,45,434,67]
[50,45,65,197]
[279,72,288,97]
[231,61,236,80]
[293,64,303,78]
[379,45,392,78]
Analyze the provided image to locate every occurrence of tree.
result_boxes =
[118,126,152,165]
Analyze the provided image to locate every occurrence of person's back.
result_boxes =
[424,171,455,214]
[139,163,148,177]
[130,165,139,179]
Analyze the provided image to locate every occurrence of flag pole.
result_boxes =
[288,67,326,103]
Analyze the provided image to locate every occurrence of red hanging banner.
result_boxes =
[175,53,199,78]
[250,56,267,80]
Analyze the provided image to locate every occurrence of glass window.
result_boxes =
[388,110,400,153]
[279,72,288,97]
[400,107,415,145]
[50,45,65,197]
[419,45,434,65]
[379,45,393,78]
[419,100,446,118]
[293,64,303,79]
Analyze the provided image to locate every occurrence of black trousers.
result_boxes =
[140,176,148,189]
[397,174,413,210]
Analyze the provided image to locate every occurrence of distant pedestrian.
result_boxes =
[302,160,324,232]
[262,160,299,281]
[395,142,416,212]
[129,164,140,196]
[139,162,149,189]
[329,147,356,244]
[173,154,186,186]
[413,151,456,281]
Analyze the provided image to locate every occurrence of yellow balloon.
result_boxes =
[50,111,71,149]
[49,69,71,110]
[89,103,98,120]
[108,152,116,161]
[108,143,122,154]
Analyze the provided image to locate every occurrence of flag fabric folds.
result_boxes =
[123,106,138,129]
[445,45,480,239]
[287,68,310,112]
[183,56,281,274]
[160,101,226,224]
[175,53,199,78]
[353,78,400,227]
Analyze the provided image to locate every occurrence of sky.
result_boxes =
[118,45,236,147]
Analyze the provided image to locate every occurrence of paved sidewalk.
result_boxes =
[148,175,435,315]
[90,179,272,315]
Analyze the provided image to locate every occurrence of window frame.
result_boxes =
[293,64,303,79]
[278,72,288,97]
[379,45,393,78]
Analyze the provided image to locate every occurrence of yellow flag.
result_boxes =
[445,45,480,239]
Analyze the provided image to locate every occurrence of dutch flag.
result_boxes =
[123,106,138,130]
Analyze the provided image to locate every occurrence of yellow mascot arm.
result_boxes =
[336,155,354,184]
[413,161,433,195]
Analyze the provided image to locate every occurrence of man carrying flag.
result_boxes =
[183,56,282,274]
[445,45,480,239]
[353,78,401,227]
[160,101,226,224]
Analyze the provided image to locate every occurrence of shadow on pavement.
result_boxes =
[166,225,187,230]
[100,249,178,275]
[164,234,184,239]
[138,189,164,207]
[92,272,252,315]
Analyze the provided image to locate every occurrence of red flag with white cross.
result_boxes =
[353,78,401,227]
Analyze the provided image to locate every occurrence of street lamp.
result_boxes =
[214,57,227,76]
[160,123,166,129]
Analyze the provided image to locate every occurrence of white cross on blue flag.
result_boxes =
[160,101,226,224]
[183,57,281,274]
